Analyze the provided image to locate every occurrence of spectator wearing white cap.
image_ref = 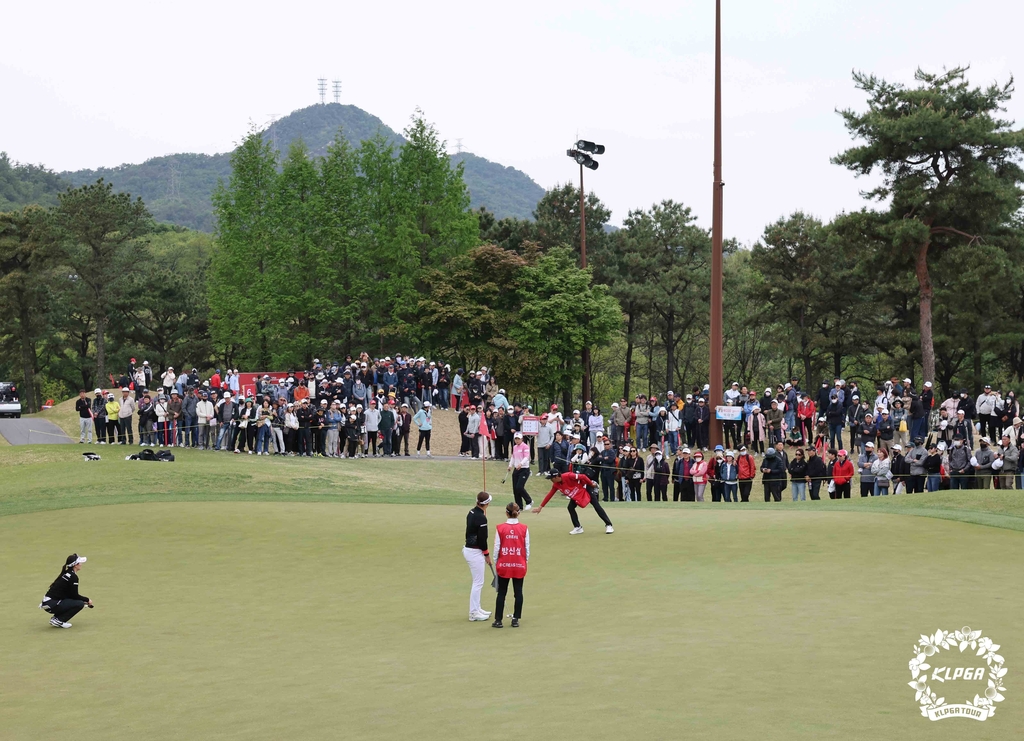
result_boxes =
[412,402,433,457]
[117,387,137,445]
[507,431,534,510]
[90,388,108,443]
[857,442,878,498]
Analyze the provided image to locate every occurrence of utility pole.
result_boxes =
[579,162,591,403]
[566,140,604,404]
[709,0,725,448]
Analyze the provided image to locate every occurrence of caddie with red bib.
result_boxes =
[491,501,530,628]
[533,470,614,535]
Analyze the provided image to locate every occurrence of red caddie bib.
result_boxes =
[495,522,528,579]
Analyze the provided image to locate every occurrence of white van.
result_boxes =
[0,382,22,418]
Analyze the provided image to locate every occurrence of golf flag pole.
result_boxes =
[479,412,490,489]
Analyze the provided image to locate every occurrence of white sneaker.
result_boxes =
[416,451,421,456]
[523,503,532,511]
[50,617,71,628]
[569,526,584,535]
[606,525,615,534]
[469,612,490,621]
[426,451,432,457]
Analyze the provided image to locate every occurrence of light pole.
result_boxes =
[566,140,604,404]
[709,0,725,448]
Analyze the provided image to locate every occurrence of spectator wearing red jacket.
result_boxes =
[534,471,614,535]
[737,446,757,502]
[831,449,855,499]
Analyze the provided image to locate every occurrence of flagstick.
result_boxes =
[482,434,487,490]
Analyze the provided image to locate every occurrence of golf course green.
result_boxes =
[1,446,1021,739]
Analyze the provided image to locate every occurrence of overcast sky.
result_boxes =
[3,1,1021,242]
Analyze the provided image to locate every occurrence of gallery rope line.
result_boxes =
[25,429,77,439]
[531,459,917,483]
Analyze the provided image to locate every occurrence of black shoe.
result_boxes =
[510,618,519,628]
[492,620,503,628]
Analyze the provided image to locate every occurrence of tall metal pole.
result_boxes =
[709,0,724,449]
[580,162,593,403]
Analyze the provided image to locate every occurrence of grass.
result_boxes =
[2,501,1020,740]
[2,443,1023,739]
[4,444,1024,533]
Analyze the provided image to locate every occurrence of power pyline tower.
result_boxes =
[332,80,342,104]
[455,138,464,154]
[317,77,327,104]
[266,114,279,151]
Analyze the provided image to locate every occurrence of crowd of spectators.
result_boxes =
[71,355,1024,498]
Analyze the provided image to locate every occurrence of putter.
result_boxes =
[501,470,509,485]
[489,562,498,590]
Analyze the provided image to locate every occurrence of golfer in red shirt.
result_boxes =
[533,470,614,535]
[492,502,529,628]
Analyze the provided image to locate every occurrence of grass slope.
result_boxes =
[2,501,1020,741]
[4,446,1024,535]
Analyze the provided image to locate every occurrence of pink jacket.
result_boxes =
[691,459,709,485]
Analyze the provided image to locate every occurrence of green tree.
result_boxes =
[834,67,1024,383]
[210,129,282,369]
[533,183,610,258]
[319,134,371,356]
[358,133,415,340]
[395,113,478,334]
[750,213,832,386]
[510,247,621,400]
[619,201,710,393]
[0,207,51,410]
[416,244,534,390]
[111,227,214,373]
[49,179,151,384]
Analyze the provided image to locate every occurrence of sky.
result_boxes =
[2,0,1022,243]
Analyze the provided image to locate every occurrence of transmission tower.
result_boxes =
[332,80,342,104]
[455,138,464,154]
[267,114,279,151]
[317,77,327,104]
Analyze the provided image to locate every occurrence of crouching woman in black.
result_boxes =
[40,554,94,628]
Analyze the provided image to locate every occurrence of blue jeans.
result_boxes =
[723,482,737,501]
[439,388,450,409]
[257,424,272,454]
[926,474,941,492]
[950,473,969,489]
[784,411,796,433]
[217,423,232,450]
[636,423,649,449]
[873,480,889,496]
[791,481,807,501]
[911,417,927,441]
[666,431,679,454]
[829,425,844,449]
[183,415,197,446]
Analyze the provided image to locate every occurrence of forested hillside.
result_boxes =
[60,104,545,230]
[0,152,67,211]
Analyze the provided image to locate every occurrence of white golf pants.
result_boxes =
[462,547,485,615]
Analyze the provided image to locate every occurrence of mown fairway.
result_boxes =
[1,448,1022,740]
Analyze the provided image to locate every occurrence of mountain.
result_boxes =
[60,104,545,230]
[1,152,67,211]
